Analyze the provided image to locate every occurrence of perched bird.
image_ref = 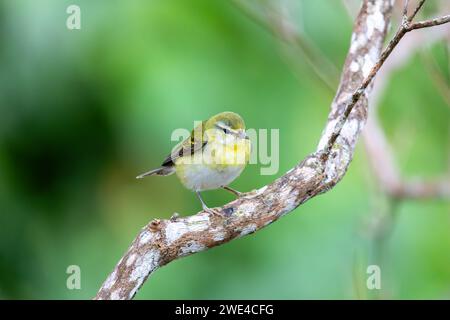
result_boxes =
[137,112,251,214]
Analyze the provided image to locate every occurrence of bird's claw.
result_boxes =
[233,191,245,198]
[202,206,224,216]
[222,186,246,198]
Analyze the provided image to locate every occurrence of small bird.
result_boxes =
[137,112,251,214]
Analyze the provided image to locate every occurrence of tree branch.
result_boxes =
[95,0,449,300]
[406,14,450,30]
[322,5,449,159]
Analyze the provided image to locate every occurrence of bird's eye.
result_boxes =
[216,124,230,134]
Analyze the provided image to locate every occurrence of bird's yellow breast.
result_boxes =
[174,137,250,191]
[208,136,250,167]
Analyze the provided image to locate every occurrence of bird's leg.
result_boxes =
[222,186,244,198]
[196,191,221,215]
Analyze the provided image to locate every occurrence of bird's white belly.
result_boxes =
[176,164,244,191]
[174,135,249,191]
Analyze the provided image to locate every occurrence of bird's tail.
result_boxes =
[136,166,175,179]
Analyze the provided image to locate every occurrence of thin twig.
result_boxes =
[408,0,426,22]
[407,14,450,30]
[322,1,450,159]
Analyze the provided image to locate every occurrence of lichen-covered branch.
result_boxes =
[95,0,449,300]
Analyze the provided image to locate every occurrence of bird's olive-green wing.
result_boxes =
[161,121,208,167]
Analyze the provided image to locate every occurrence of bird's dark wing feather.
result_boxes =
[161,121,208,167]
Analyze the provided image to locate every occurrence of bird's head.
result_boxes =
[204,112,248,141]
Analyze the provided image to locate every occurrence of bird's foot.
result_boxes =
[196,191,232,216]
[202,205,223,216]
[222,186,245,198]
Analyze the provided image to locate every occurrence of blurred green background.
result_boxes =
[0,0,449,299]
